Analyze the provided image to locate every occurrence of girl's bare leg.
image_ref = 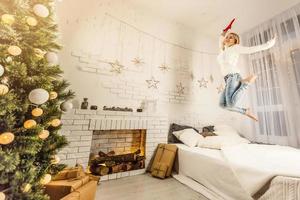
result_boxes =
[245,108,258,122]
[241,74,257,84]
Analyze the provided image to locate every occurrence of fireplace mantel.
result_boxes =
[58,109,169,181]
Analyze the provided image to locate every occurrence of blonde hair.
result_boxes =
[222,32,240,50]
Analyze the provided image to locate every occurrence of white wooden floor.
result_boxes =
[96,174,209,200]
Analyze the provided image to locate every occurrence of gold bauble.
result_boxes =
[22,183,32,193]
[1,14,15,25]
[50,119,61,127]
[32,108,43,117]
[26,16,38,26]
[38,130,49,140]
[0,192,5,200]
[8,45,22,56]
[24,119,37,129]
[0,84,9,95]
[40,174,51,185]
[0,132,14,145]
[51,155,60,164]
[49,91,58,100]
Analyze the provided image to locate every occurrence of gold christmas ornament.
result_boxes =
[0,192,5,200]
[33,4,50,18]
[49,91,58,100]
[51,155,60,164]
[50,119,61,127]
[40,174,51,184]
[24,119,37,129]
[8,45,22,56]
[28,88,49,105]
[26,16,38,26]
[38,130,49,140]
[22,183,32,192]
[1,14,15,25]
[32,108,43,117]
[0,84,9,95]
[0,132,14,145]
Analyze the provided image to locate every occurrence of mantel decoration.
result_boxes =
[103,106,133,112]
[81,98,89,109]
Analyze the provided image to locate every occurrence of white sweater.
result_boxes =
[217,36,276,76]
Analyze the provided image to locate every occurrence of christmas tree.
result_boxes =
[0,0,74,199]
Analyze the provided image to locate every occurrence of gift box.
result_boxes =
[60,181,97,200]
[150,144,178,178]
[151,162,168,179]
[45,166,97,200]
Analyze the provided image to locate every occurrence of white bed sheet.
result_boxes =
[174,144,252,200]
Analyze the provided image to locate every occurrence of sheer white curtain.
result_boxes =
[242,3,300,148]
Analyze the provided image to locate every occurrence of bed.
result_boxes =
[173,143,251,200]
[172,143,300,200]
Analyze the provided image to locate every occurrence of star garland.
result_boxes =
[198,78,209,88]
[131,57,144,66]
[109,60,124,74]
[176,82,185,95]
[146,76,160,89]
[159,63,170,72]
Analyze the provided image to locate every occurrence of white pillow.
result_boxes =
[197,135,250,150]
[214,124,239,137]
[172,128,204,147]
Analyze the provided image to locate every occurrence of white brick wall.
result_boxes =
[58,109,168,180]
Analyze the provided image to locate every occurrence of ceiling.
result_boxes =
[130,0,300,37]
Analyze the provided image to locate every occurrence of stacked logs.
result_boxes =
[89,149,145,176]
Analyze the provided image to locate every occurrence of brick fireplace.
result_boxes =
[91,129,146,156]
[58,109,168,181]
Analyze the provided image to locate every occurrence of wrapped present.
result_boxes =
[151,162,168,179]
[86,173,101,185]
[60,181,97,200]
[150,144,178,178]
[45,165,96,200]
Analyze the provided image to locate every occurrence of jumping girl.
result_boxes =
[218,21,276,121]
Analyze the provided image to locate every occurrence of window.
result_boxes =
[250,51,287,137]
[280,18,296,40]
[290,49,300,95]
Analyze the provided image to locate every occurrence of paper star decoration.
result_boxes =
[198,78,209,88]
[176,82,185,95]
[109,60,124,74]
[217,84,224,93]
[146,76,160,89]
[159,63,170,72]
[131,57,144,66]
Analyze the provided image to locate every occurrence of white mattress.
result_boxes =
[174,144,252,200]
